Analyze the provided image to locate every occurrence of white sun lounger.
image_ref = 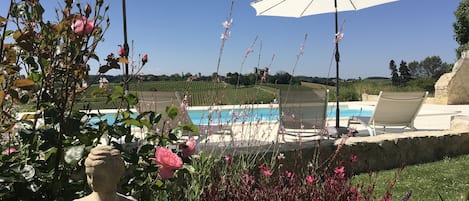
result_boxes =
[348,91,428,136]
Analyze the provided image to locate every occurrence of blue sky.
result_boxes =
[1,0,461,79]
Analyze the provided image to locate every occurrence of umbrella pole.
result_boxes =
[334,0,340,129]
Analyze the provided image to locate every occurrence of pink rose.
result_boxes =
[305,175,314,183]
[2,148,17,155]
[158,166,176,179]
[152,147,183,179]
[71,17,94,35]
[179,137,196,158]
[142,54,148,64]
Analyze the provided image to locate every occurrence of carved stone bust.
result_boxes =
[75,145,136,201]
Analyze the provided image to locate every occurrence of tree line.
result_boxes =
[388,56,452,86]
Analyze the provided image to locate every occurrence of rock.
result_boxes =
[434,50,469,104]
[450,115,469,132]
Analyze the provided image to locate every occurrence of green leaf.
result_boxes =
[109,92,122,101]
[154,180,164,188]
[30,71,42,82]
[140,119,152,129]
[114,86,124,93]
[125,134,133,143]
[98,64,111,73]
[183,164,196,174]
[181,124,199,133]
[166,105,179,120]
[123,119,141,127]
[151,113,162,124]
[168,133,178,141]
[44,147,58,161]
[139,144,155,155]
[89,87,108,97]
[125,93,138,106]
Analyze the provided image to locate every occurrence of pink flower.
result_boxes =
[335,32,344,43]
[334,166,345,179]
[71,17,94,35]
[258,164,272,177]
[118,46,125,57]
[224,154,232,163]
[158,166,176,179]
[179,137,196,158]
[152,147,183,179]
[2,148,17,155]
[142,54,148,65]
[388,181,395,188]
[350,154,358,163]
[305,175,314,183]
[285,170,293,178]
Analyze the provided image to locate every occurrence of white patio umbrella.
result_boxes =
[250,0,398,131]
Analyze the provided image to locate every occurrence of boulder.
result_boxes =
[434,50,469,104]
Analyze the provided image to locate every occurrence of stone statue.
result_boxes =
[75,145,136,201]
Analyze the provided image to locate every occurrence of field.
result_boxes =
[73,79,432,110]
[74,81,279,110]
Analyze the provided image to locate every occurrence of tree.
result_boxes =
[389,60,399,86]
[399,60,412,85]
[454,0,469,58]
[419,56,452,79]
[407,56,452,79]
[273,71,292,84]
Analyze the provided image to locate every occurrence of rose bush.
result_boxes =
[0,1,197,200]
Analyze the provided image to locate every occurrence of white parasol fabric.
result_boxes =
[250,0,398,130]
[251,0,398,18]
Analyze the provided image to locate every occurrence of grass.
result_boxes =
[353,154,469,200]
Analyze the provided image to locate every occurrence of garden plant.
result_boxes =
[0,0,409,201]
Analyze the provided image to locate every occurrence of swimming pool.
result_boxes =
[187,105,372,125]
[87,112,139,126]
[188,107,280,125]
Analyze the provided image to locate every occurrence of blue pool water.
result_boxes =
[188,108,280,125]
[188,107,372,125]
[327,107,373,119]
[88,113,138,126]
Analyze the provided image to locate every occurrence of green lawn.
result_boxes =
[353,154,469,200]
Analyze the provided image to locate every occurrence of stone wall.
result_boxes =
[434,51,469,104]
[275,131,469,173]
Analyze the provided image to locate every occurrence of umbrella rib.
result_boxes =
[300,0,316,17]
[348,0,358,10]
[259,0,288,15]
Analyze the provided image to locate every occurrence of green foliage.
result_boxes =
[408,56,453,79]
[399,60,412,85]
[389,60,400,86]
[406,77,436,93]
[454,0,469,58]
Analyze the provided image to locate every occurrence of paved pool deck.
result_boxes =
[194,102,469,147]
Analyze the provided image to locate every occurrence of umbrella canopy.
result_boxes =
[251,0,398,18]
[250,0,398,131]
